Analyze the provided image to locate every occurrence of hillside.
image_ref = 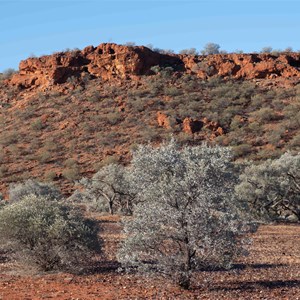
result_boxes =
[0,43,300,195]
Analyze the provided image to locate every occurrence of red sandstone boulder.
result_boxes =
[157,112,172,129]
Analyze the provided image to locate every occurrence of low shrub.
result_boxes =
[0,194,101,271]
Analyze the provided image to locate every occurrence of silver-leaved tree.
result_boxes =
[235,152,300,221]
[74,163,134,215]
[117,140,256,289]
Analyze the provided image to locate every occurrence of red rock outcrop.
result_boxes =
[182,53,300,79]
[157,113,224,137]
[157,112,172,129]
[10,43,183,88]
[182,117,203,134]
[9,43,300,89]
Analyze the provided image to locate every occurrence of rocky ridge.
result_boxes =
[9,43,300,89]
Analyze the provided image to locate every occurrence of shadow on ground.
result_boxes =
[210,279,300,291]
[232,263,285,270]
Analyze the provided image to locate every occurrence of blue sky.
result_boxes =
[1,0,299,72]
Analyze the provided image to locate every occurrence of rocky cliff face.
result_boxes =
[10,43,183,88]
[9,43,300,88]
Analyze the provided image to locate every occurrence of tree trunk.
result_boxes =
[109,199,114,215]
[178,273,191,289]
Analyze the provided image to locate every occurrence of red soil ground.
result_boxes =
[0,217,299,300]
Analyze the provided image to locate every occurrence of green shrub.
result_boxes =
[251,107,277,124]
[44,170,57,182]
[37,150,52,163]
[233,144,252,158]
[106,112,122,125]
[62,166,80,181]
[0,194,101,271]
[288,133,300,149]
[31,118,44,131]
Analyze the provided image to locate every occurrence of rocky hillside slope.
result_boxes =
[0,43,299,195]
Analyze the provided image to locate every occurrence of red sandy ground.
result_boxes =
[0,217,299,300]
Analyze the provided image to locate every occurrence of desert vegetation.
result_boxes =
[1,139,299,291]
[236,152,300,221]
[117,141,256,289]
[0,43,299,298]
[0,192,101,272]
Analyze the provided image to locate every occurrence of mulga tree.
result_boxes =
[201,42,220,55]
[236,152,300,221]
[118,140,256,289]
[77,163,134,215]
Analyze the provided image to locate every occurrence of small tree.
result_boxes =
[260,46,273,53]
[0,194,101,271]
[76,164,134,215]
[9,179,62,202]
[1,68,16,80]
[179,48,198,55]
[236,152,300,221]
[118,141,256,289]
[201,43,220,55]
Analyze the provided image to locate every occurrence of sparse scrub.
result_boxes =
[266,127,285,147]
[233,143,252,158]
[95,155,119,169]
[179,48,198,55]
[288,133,300,149]
[260,46,273,53]
[0,131,19,146]
[37,150,52,163]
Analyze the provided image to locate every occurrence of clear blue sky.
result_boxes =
[1,0,299,72]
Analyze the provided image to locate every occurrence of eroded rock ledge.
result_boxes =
[10,43,300,88]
